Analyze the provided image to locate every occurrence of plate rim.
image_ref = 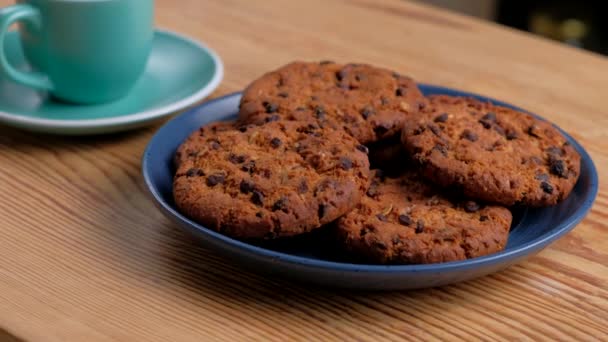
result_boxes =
[142,86,599,274]
[0,29,224,130]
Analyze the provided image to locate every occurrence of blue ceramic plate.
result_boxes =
[142,85,598,290]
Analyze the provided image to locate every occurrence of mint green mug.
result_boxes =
[0,0,154,104]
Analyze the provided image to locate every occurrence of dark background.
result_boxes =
[419,0,607,56]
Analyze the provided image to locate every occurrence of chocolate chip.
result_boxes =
[546,146,564,156]
[270,137,282,148]
[434,113,449,123]
[428,124,441,136]
[479,215,489,222]
[356,144,369,154]
[481,112,496,121]
[535,173,550,182]
[415,220,424,234]
[376,214,388,222]
[239,180,255,194]
[413,126,426,135]
[318,204,327,219]
[541,181,554,194]
[527,124,541,138]
[550,159,568,178]
[366,181,380,197]
[506,130,518,140]
[206,173,225,186]
[464,201,480,213]
[485,140,503,152]
[478,113,496,129]
[433,144,448,156]
[277,92,289,98]
[238,125,248,132]
[360,106,375,119]
[228,153,247,164]
[265,114,280,123]
[461,129,478,142]
[479,119,492,129]
[297,180,308,194]
[251,190,264,206]
[319,60,334,65]
[210,140,220,150]
[339,157,353,170]
[493,125,506,136]
[187,151,198,158]
[255,212,263,218]
[272,197,288,212]
[373,241,388,250]
[380,97,390,105]
[263,102,278,113]
[395,87,406,96]
[314,105,326,119]
[336,70,346,81]
[186,168,204,177]
[241,160,256,173]
[298,123,319,136]
[398,214,412,226]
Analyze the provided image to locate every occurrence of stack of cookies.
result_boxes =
[173,61,581,264]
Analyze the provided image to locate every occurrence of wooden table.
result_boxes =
[1,0,606,340]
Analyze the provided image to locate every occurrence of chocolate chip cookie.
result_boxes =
[173,120,371,239]
[401,96,581,206]
[238,61,425,143]
[336,170,512,264]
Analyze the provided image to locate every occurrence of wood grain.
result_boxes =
[0,0,607,340]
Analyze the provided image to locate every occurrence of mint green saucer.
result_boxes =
[0,29,223,134]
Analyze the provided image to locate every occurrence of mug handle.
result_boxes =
[0,4,53,91]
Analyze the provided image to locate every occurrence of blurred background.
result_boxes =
[416,0,608,56]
